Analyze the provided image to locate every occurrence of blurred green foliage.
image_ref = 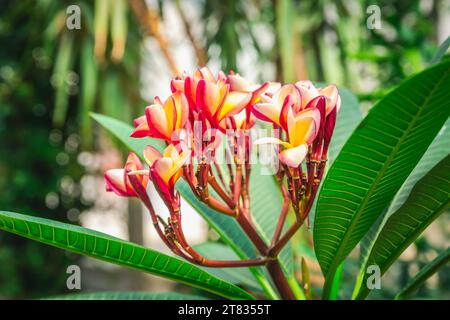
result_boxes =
[0,1,88,298]
[0,0,448,299]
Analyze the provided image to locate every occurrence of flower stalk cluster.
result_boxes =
[104,67,340,299]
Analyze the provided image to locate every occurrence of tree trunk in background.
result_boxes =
[437,0,450,43]
[127,198,146,290]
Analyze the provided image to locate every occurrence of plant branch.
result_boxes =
[130,0,179,76]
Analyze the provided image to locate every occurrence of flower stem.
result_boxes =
[266,259,296,300]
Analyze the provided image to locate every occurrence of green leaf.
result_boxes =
[395,247,450,300]
[91,113,165,153]
[194,242,262,291]
[430,35,450,65]
[352,155,450,299]
[45,291,208,300]
[91,113,278,299]
[0,210,254,300]
[314,61,450,298]
[357,118,450,287]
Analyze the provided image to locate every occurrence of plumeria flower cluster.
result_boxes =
[104,67,339,297]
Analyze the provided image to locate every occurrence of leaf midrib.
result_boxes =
[323,67,450,280]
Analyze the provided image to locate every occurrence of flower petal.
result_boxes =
[130,121,151,138]
[252,102,281,125]
[279,144,308,167]
[228,74,249,91]
[254,137,291,148]
[170,79,185,93]
[197,80,225,119]
[291,109,320,145]
[296,81,319,109]
[104,169,129,196]
[172,91,189,129]
[145,104,171,140]
[265,82,282,96]
[163,144,179,159]
[249,82,269,105]
[279,94,295,131]
[217,91,251,121]
[143,146,162,166]
[133,115,146,128]
[153,158,174,184]
[274,84,301,112]
[319,84,339,115]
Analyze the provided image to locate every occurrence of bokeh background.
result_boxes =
[0,0,449,299]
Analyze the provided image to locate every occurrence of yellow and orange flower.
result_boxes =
[255,95,323,167]
[131,92,188,141]
[170,68,270,131]
[104,153,148,197]
[143,144,190,196]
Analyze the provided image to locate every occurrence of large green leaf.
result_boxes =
[358,118,450,283]
[352,155,450,299]
[395,247,450,300]
[314,61,450,298]
[91,113,278,299]
[45,292,208,300]
[0,211,254,300]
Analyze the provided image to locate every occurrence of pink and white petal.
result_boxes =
[293,116,318,145]
[104,169,128,196]
[252,103,281,125]
[254,137,291,148]
[133,115,146,128]
[153,158,174,184]
[265,82,282,96]
[336,95,341,113]
[279,95,295,131]
[230,109,246,129]
[197,67,216,82]
[171,151,190,176]
[296,83,319,109]
[279,144,308,167]
[172,91,189,128]
[319,84,339,115]
[274,84,301,111]
[145,104,171,139]
[287,106,297,145]
[130,121,151,138]
[295,108,321,130]
[249,82,270,104]
[154,96,164,108]
[126,152,144,171]
[197,80,222,118]
[228,74,249,91]
[170,79,185,93]
[163,144,179,159]
[163,95,178,132]
[217,91,251,120]
[143,146,162,167]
